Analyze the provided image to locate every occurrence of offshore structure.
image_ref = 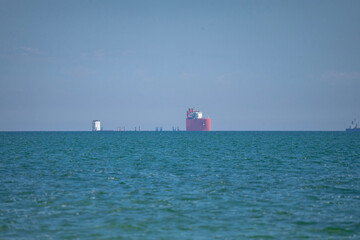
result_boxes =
[186,108,211,131]
[346,119,360,132]
[92,120,101,131]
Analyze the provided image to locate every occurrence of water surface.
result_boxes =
[1,131,359,239]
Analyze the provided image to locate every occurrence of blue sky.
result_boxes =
[1,0,359,131]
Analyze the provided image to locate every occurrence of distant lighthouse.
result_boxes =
[92,120,101,131]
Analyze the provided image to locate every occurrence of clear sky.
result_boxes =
[1,0,359,131]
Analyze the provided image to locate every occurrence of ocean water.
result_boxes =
[1,131,360,239]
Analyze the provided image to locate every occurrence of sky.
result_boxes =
[0,0,359,131]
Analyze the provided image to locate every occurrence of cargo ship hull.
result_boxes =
[186,118,211,131]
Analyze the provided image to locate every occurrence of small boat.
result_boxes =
[346,119,360,132]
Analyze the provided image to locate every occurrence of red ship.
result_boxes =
[186,108,211,131]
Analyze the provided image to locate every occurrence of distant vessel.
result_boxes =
[186,108,211,131]
[346,119,360,132]
[92,120,101,131]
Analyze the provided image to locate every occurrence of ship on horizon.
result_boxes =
[346,119,360,132]
[186,108,211,131]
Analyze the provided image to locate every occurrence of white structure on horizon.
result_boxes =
[92,120,101,131]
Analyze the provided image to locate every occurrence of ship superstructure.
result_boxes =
[186,108,211,131]
[346,119,360,132]
[92,120,101,131]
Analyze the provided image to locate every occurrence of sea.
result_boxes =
[1,131,359,239]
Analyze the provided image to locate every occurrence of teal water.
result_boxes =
[1,131,360,239]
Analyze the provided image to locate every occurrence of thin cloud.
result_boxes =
[0,46,40,56]
[321,71,360,82]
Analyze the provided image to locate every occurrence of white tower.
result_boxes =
[92,120,101,131]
